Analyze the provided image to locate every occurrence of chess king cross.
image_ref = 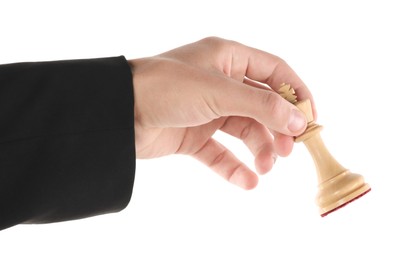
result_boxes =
[278,83,371,216]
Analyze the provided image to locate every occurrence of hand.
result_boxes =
[128,37,316,189]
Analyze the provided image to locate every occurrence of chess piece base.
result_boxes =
[317,170,371,216]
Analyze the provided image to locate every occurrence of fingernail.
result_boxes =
[288,109,306,133]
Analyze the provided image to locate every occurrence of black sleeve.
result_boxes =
[0,56,136,231]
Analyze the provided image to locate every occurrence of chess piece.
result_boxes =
[279,83,371,216]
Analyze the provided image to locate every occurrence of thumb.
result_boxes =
[208,81,307,136]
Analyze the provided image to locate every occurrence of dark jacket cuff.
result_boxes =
[0,56,135,230]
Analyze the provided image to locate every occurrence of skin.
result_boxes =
[128,37,316,190]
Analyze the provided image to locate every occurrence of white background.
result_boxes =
[0,0,406,259]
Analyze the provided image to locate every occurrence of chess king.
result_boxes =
[279,83,371,216]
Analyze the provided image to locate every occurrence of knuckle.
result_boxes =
[270,56,290,78]
[200,36,234,53]
[240,124,251,140]
[209,149,228,168]
[274,55,287,66]
[201,36,225,46]
[259,91,291,130]
[227,165,242,183]
[260,92,281,116]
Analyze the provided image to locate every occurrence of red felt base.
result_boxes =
[321,188,371,217]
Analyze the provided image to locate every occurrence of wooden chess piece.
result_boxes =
[279,83,371,216]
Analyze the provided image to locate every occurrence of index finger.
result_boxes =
[231,42,317,118]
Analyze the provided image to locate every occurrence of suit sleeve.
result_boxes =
[0,56,136,231]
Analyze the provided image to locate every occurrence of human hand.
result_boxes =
[128,37,316,189]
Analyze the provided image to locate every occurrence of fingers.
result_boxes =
[205,77,307,136]
[271,131,295,157]
[220,117,276,174]
[233,42,308,92]
[234,43,317,119]
[165,37,315,115]
[192,138,258,190]
[196,37,317,119]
